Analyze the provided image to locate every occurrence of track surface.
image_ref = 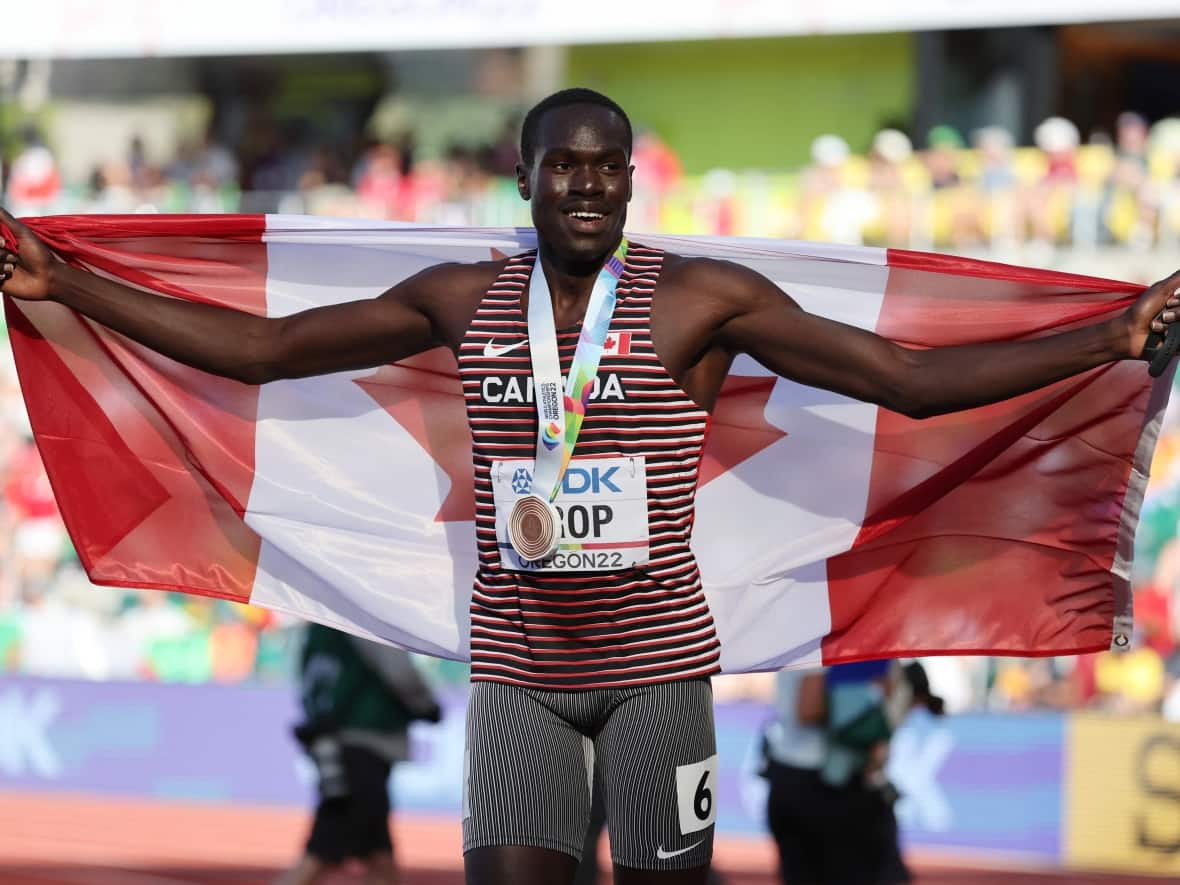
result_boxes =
[0,793,1165,884]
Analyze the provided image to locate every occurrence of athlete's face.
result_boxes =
[517,104,633,268]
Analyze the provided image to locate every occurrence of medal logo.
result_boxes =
[511,468,532,495]
[541,420,562,450]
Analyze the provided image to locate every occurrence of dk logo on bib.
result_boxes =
[494,455,649,573]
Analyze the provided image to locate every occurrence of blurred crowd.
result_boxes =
[10,110,1180,257]
[6,107,1180,715]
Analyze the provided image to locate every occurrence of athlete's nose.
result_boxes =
[569,163,603,195]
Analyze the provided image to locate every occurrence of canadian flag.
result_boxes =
[3,215,1164,671]
[603,331,632,356]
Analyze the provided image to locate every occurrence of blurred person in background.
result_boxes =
[1150,117,1180,247]
[884,662,946,876]
[865,128,913,248]
[821,661,910,885]
[1093,645,1166,713]
[1027,116,1081,250]
[109,589,197,680]
[798,134,875,244]
[915,656,982,713]
[14,565,111,679]
[922,126,963,191]
[355,143,409,220]
[975,126,1017,194]
[6,125,61,217]
[127,135,152,191]
[190,124,240,191]
[295,144,356,217]
[4,435,65,593]
[763,661,910,885]
[696,168,739,236]
[1162,646,1180,721]
[1035,117,1081,185]
[628,129,683,232]
[921,125,978,249]
[762,666,832,884]
[1102,111,1157,248]
[1114,111,1151,178]
[989,657,1079,710]
[280,622,442,885]
[973,126,1019,250]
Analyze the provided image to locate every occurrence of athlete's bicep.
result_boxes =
[714,266,911,407]
[266,263,466,380]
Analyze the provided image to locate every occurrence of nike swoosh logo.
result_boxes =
[483,338,528,358]
[656,841,702,860]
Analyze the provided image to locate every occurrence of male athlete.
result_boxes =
[2,89,1180,885]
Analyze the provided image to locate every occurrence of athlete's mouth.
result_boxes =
[562,207,611,232]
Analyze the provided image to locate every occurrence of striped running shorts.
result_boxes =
[462,677,717,870]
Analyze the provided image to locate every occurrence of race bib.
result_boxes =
[674,754,719,835]
[492,455,649,573]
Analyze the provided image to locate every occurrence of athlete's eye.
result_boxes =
[552,161,572,172]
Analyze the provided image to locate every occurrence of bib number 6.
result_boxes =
[675,754,719,835]
[694,770,712,821]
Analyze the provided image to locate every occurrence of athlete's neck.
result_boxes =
[536,238,620,326]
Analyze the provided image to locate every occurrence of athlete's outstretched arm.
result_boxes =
[708,259,1180,419]
[0,209,461,384]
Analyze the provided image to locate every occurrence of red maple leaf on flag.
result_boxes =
[699,376,788,487]
[354,348,475,523]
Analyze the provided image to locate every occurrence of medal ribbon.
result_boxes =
[527,239,628,502]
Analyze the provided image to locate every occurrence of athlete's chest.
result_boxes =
[475,365,630,408]
[467,323,642,405]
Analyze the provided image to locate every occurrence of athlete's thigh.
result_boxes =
[462,680,594,864]
[596,678,717,874]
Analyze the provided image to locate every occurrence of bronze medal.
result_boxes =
[507,493,560,560]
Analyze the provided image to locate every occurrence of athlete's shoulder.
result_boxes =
[655,252,767,302]
[389,256,521,349]
[410,255,516,293]
[392,255,517,312]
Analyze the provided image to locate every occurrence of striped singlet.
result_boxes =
[457,245,721,691]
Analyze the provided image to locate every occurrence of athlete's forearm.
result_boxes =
[898,315,1132,418]
[49,263,275,383]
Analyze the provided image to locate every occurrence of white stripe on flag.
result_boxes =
[695,252,889,672]
[246,220,498,659]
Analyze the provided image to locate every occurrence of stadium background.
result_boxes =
[5,2,1180,881]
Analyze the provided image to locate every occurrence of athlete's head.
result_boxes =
[517,88,634,268]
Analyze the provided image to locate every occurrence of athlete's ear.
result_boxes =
[516,163,530,201]
[627,163,635,202]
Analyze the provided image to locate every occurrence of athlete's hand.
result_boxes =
[0,207,55,301]
[1124,269,1180,361]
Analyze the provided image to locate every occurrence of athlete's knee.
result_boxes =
[464,844,579,885]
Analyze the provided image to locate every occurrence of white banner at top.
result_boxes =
[11,0,1180,58]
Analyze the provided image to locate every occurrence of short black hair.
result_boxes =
[519,88,632,166]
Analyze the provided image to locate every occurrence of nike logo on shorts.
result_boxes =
[483,338,528,358]
[656,841,702,860]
